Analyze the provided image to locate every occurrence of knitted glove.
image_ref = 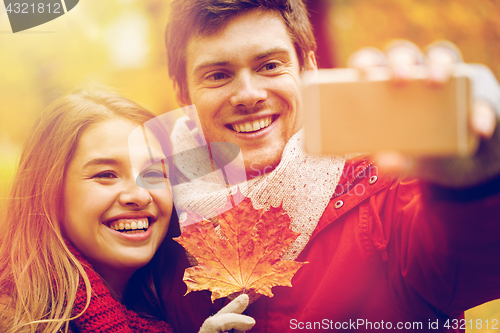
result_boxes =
[199,294,255,333]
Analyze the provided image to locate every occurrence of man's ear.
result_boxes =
[173,79,191,107]
[306,51,318,71]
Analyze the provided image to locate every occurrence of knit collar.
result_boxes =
[64,240,173,332]
[171,120,346,261]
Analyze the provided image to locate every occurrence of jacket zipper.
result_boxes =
[333,160,376,199]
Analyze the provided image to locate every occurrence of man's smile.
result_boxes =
[227,115,276,133]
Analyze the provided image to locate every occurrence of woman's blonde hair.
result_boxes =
[0,87,159,332]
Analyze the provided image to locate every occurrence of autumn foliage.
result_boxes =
[174,191,307,302]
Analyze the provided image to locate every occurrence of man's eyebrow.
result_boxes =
[194,61,230,74]
[83,158,119,168]
[193,47,292,73]
[254,47,291,61]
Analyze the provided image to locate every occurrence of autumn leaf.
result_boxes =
[174,190,307,302]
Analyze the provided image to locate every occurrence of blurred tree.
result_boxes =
[308,0,337,68]
[0,0,499,324]
[330,0,500,79]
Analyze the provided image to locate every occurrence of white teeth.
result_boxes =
[244,123,253,132]
[107,217,150,232]
[231,116,273,133]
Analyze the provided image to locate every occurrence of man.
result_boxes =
[160,1,500,332]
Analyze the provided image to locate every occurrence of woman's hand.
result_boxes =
[199,294,255,333]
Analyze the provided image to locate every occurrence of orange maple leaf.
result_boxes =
[174,191,307,302]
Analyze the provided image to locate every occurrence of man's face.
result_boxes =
[178,9,316,177]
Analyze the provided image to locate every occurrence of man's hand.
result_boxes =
[199,294,255,333]
[349,40,500,186]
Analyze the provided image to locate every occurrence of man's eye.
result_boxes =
[208,72,228,81]
[261,62,281,72]
[93,171,117,179]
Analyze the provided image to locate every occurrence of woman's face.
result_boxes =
[62,117,172,275]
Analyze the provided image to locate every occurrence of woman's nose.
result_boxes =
[118,179,152,209]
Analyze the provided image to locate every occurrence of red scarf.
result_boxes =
[67,242,173,333]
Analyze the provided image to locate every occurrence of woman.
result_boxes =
[0,87,176,332]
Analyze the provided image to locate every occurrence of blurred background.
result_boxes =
[0,0,499,327]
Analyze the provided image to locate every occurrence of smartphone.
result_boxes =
[302,64,478,156]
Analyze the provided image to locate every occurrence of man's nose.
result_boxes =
[229,71,267,109]
[118,179,152,209]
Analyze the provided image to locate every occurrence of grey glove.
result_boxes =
[199,294,256,333]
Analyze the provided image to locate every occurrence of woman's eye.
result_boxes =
[93,171,117,179]
[141,170,167,184]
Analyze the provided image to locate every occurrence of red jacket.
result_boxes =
[160,157,500,333]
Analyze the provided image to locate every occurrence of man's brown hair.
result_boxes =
[165,0,316,101]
